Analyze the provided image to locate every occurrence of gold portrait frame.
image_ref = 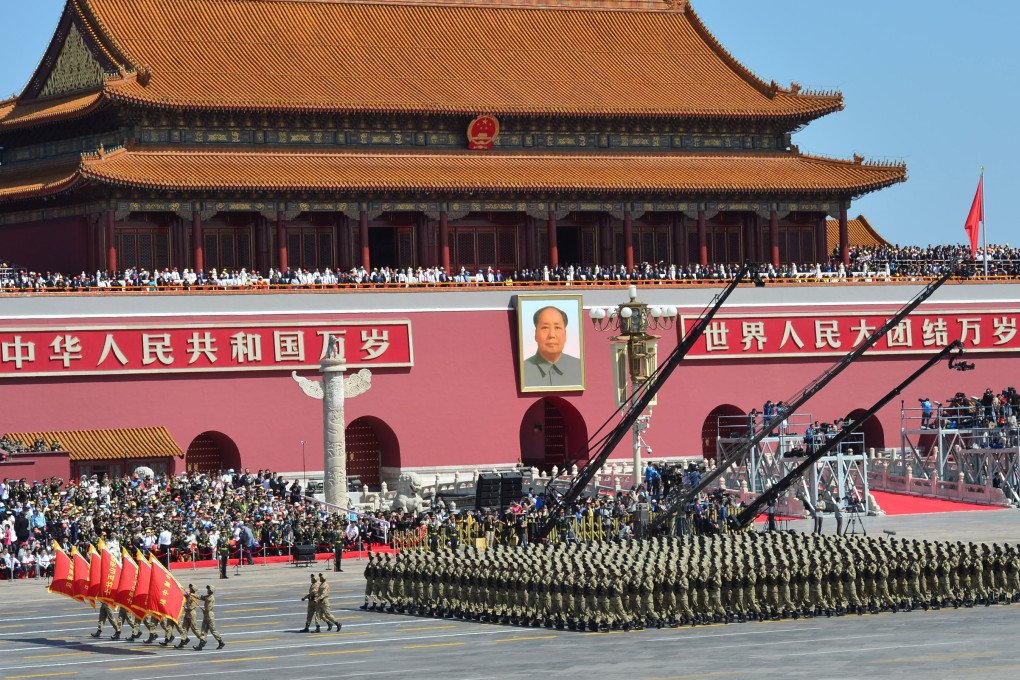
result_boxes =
[516,294,586,393]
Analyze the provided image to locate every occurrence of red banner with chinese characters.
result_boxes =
[679,311,1020,359]
[0,320,412,378]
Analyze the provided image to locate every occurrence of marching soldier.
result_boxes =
[300,573,320,632]
[92,601,122,640]
[315,573,342,631]
[174,584,200,648]
[193,585,225,650]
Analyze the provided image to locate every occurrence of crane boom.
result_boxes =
[649,265,960,533]
[533,265,752,540]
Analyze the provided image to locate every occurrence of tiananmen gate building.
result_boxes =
[0,0,1015,487]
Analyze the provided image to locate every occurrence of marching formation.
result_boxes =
[46,541,223,650]
[362,533,1020,632]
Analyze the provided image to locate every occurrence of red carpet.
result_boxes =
[871,490,1007,516]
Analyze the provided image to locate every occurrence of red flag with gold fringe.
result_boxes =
[71,547,91,604]
[86,544,102,606]
[132,552,155,619]
[147,557,185,623]
[114,549,139,615]
[47,542,74,599]
[97,544,122,606]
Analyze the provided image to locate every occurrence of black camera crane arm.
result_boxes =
[733,340,966,529]
[533,264,754,541]
[649,264,961,532]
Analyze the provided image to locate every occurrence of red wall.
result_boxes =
[0,216,90,272]
[0,301,1014,477]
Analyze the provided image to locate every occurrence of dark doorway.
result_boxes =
[557,225,581,265]
[369,226,398,268]
[845,408,885,451]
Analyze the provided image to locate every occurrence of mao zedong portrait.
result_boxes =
[522,305,583,388]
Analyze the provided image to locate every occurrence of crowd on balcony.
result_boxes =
[2,243,1017,292]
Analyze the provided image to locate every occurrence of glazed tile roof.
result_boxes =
[826,214,890,251]
[0,92,105,131]
[2,0,843,124]
[0,156,83,201]
[61,147,904,196]
[2,427,183,461]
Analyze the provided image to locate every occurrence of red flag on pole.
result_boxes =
[86,544,102,606]
[97,545,122,606]
[147,557,186,624]
[47,542,75,599]
[71,548,90,604]
[964,176,983,258]
[114,549,139,615]
[133,552,154,619]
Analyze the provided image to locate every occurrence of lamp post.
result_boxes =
[301,440,306,489]
[590,285,677,488]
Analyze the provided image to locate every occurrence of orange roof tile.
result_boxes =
[0,156,83,201]
[2,426,182,461]
[58,147,905,196]
[0,91,106,132]
[12,0,842,119]
[826,214,891,251]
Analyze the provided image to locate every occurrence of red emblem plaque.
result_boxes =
[467,115,500,150]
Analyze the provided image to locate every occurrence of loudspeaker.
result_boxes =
[476,473,502,510]
[500,472,523,506]
[294,544,316,566]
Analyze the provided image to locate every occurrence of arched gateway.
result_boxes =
[345,417,399,489]
[519,397,589,473]
[185,431,240,475]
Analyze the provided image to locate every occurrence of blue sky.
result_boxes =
[1,0,1016,247]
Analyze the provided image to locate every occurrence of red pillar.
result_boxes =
[105,210,117,273]
[547,211,558,268]
[192,210,204,274]
[697,209,708,267]
[276,211,288,272]
[839,207,850,266]
[815,215,827,262]
[769,209,779,268]
[439,210,450,274]
[359,210,370,272]
[623,210,634,271]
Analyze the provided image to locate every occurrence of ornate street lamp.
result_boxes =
[590,286,677,487]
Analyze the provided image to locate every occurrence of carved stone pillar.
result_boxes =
[292,339,373,510]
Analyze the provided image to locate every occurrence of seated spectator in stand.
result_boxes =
[1,549,22,579]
